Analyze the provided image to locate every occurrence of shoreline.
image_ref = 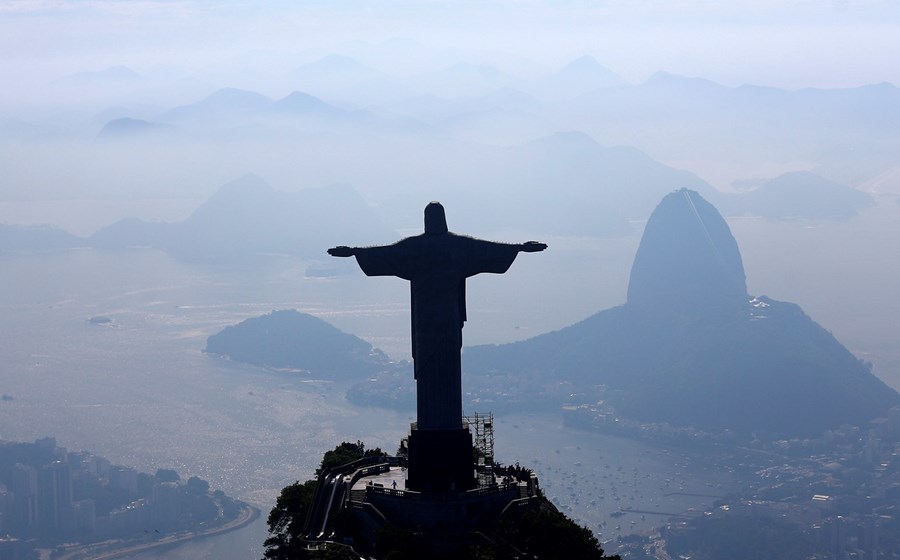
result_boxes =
[53,503,261,560]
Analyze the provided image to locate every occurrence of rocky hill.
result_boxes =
[464,189,899,438]
[205,309,396,381]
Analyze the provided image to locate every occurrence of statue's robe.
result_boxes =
[354,232,521,430]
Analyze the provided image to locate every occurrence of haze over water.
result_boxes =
[3,3,900,557]
[2,247,741,558]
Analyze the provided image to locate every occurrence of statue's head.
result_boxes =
[424,202,448,234]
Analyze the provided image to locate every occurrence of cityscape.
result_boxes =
[0,437,254,560]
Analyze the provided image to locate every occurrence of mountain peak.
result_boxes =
[562,55,602,71]
[544,55,625,92]
[272,91,339,115]
[525,130,600,152]
[644,72,723,91]
[627,189,747,312]
[559,55,616,77]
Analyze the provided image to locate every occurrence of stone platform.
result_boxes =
[348,465,539,535]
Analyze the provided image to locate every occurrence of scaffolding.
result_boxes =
[464,412,495,486]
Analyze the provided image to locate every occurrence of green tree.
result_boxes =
[155,468,180,483]
[263,479,318,560]
[185,476,210,494]
[316,440,383,476]
[495,498,619,560]
[264,441,384,560]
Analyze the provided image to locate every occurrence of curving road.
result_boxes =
[56,503,259,560]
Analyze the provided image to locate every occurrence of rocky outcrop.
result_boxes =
[464,190,899,437]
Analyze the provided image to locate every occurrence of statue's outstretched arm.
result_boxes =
[519,241,547,253]
[327,246,356,257]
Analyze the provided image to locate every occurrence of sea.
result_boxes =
[5,201,900,558]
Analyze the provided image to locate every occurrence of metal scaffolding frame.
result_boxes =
[464,411,495,483]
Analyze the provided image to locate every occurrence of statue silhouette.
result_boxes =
[329,202,546,431]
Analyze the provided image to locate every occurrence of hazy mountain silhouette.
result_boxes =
[365,130,718,237]
[0,224,84,252]
[160,87,275,122]
[89,217,172,250]
[154,86,426,138]
[271,91,344,116]
[291,54,378,77]
[89,175,395,261]
[569,72,900,129]
[96,117,175,140]
[501,132,716,230]
[54,65,142,87]
[529,55,626,100]
[205,309,392,380]
[559,56,624,85]
[720,171,875,219]
[288,54,416,106]
[557,73,900,180]
[376,86,549,144]
[464,189,899,437]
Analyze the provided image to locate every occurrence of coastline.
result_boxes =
[53,504,261,560]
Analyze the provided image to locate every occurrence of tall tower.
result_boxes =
[10,464,39,532]
[38,461,73,532]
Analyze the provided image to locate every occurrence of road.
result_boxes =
[55,503,259,560]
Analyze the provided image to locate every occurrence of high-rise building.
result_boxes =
[0,485,9,532]
[74,499,96,533]
[109,467,139,496]
[151,482,178,527]
[9,464,38,533]
[38,461,73,533]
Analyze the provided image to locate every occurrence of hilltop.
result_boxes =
[464,189,899,438]
[205,309,400,382]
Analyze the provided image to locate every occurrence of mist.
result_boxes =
[2,2,900,559]
[3,2,899,376]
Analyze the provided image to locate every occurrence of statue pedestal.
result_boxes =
[406,427,476,492]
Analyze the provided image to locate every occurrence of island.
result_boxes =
[205,309,408,382]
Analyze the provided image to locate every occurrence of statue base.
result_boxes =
[406,427,476,492]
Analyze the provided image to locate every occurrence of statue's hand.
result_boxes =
[520,241,547,253]
[328,246,355,257]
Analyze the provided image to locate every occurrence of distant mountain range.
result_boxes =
[717,171,875,219]
[1,175,395,261]
[159,87,349,123]
[0,224,82,252]
[53,65,142,87]
[87,84,441,144]
[67,59,891,231]
[96,117,175,140]
[7,54,900,202]
[463,189,900,438]
[89,174,396,261]
[553,73,900,185]
[1,161,877,259]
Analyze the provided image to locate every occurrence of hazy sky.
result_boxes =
[2,0,899,99]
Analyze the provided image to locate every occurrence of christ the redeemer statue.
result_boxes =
[328,202,546,432]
